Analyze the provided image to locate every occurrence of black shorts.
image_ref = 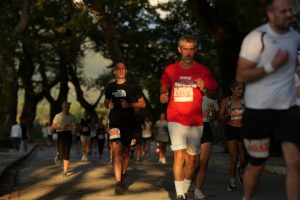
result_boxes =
[109,122,134,147]
[241,106,300,165]
[57,131,72,160]
[224,125,241,141]
[201,122,213,144]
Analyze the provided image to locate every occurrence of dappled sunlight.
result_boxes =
[10,144,175,199]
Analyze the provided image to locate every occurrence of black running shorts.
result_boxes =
[201,122,213,144]
[241,106,300,165]
[224,125,241,141]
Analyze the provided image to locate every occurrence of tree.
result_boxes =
[187,0,263,96]
[0,0,31,137]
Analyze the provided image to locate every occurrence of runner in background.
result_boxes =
[219,80,247,191]
[154,112,169,164]
[194,95,219,199]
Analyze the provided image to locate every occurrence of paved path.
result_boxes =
[0,143,286,200]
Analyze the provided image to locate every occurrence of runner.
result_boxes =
[51,101,77,177]
[154,112,169,164]
[160,35,218,200]
[80,111,92,161]
[141,117,152,160]
[219,80,247,191]
[104,61,146,195]
[194,95,219,199]
[236,0,300,199]
[96,119,106,159]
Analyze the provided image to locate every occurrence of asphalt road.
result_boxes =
[0,144,286,200]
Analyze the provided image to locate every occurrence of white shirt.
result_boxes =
[202,96,219,122]
[295,74,300,106]
[142,121,152,138]
[52,112,77,132]
[239,23,300,109]
[11,124,22,138]
[42,126,52,138]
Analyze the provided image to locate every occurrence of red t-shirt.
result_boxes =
[161,61,218,126]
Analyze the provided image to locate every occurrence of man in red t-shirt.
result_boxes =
[160,35,217,200]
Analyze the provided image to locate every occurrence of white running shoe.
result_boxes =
[194,188,206,199]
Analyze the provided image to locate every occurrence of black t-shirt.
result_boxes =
[80,118,92,136]
[105,80,144,127]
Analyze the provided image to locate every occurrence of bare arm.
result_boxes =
[160,84,169,104]
[236,49,289,83]
[236,57,267,83]
[195,79,217,99]
[131,97,146,108]
[218,98,230,123]
[104,98,113,109]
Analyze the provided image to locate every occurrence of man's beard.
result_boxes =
[182,56,193,64]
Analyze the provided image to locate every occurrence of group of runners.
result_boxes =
[50,0,300,199]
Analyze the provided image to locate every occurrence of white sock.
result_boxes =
[184,179,192,193]
[175,181,184,196]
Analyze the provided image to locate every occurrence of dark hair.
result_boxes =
[261,0,274,11]
[113,58,125,67]
[178,35,198,47]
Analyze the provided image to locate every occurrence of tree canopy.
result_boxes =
[2,0,297,137]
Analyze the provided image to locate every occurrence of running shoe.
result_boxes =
[227,182,237,191]
[121,174,127,190]
[237,166,244,184]
[62,172,68,178]
[194,188,206,199]
[54,153,61,164]
[176,195,186,200]
[115,182,124,195]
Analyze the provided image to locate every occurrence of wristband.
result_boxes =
[264,63,274,74]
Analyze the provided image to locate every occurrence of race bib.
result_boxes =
[174,87,193,102]
[109,128,121,140]
[244,138,270,158]
[130,138,137,146]
[82,127,89,132]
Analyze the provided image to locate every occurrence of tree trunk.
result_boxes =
[0,50,18,137]
[187,0,244,96]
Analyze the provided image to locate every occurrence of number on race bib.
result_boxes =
[109,128,121,140]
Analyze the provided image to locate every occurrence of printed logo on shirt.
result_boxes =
[174,79,197,102]
[112,89,126,98]
[230,107,244,120]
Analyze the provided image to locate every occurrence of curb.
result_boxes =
[0,144,37,177]
[209,152,286,175]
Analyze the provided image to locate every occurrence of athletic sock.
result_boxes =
[183,179,192,194]
[175,181,184,197]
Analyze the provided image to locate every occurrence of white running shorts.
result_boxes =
[168,122,203,155]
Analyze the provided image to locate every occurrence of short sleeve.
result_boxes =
[104,84,112,100]
[131,84,144,102]
[52,114,59,125]
[203,68,218,90]
[239,31,263,63]
[160,68,171,87]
